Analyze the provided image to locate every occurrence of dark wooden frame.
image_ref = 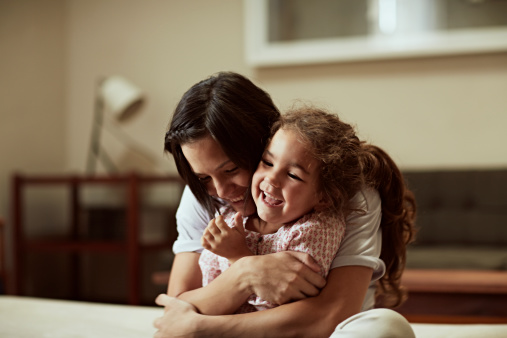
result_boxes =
[11,173,183,305]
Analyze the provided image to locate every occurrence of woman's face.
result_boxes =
[181,135,256,216]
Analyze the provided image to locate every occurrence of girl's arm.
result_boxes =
[171,251,326,315]
[155,265,373,338]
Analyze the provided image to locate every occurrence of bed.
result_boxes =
[1,296,506,338]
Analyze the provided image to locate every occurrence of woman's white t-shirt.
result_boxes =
[172,186,385,311]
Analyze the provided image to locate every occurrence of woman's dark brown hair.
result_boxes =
[275,106,417,308]
[164,72,280,217]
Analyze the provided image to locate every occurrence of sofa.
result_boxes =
[398,169,507,322]
[404,169,507,271]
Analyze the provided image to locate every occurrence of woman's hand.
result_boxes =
[154,294,201,338]
[201,213,252,262]
[236,251,327,305]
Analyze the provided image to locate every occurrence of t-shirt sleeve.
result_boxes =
[330,188,386,282]
[172,186,211,254]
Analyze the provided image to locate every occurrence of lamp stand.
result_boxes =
[86,91,117,174]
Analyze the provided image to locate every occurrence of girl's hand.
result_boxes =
[153,294,200,338]
[201,212,252,263]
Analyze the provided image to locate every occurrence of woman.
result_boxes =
[154,71,416,337]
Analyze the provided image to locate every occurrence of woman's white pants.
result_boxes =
[330,309,415,338]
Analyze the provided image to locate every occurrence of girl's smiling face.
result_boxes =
[181,135,256,216]
[252,128,324,225]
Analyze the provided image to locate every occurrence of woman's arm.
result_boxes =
[167,252,202,297]
[155,265,373,338]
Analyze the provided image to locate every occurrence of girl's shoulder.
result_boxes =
[291,211,345,231]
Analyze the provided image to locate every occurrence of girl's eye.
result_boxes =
[261,159,273,167]
[288,173,303,181]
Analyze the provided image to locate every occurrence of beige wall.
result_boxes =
[1,0,507,287]
[0,0,66,279]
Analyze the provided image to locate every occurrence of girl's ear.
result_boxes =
[314,192,331,212]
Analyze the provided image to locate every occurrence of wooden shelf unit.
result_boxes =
[11,173,184,305]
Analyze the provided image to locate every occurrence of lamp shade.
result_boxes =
[100,76,145,122]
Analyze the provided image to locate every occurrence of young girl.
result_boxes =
[198,106,389,313]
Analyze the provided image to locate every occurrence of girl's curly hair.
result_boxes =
[273,106,416,308]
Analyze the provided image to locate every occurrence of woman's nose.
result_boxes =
[214,179,232,198]
[206,184,218,197]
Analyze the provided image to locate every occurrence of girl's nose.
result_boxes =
[265,173,280,189]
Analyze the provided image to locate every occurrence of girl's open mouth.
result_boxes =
[262,191,283,206]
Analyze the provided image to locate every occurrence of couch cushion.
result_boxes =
[403,170,507,246]
[406,245,507,270]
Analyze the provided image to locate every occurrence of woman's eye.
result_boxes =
[198,176,211,183]
[225,167,238,174]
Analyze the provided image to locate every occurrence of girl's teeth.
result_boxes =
[263,192,282,206]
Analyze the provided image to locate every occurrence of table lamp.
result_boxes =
[86,76,146,174]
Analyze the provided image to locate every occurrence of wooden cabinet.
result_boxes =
[12,173,184,305]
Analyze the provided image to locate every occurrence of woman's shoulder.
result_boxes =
[345,187,381,227]
[176,186,211,226]
[350,187,381,212]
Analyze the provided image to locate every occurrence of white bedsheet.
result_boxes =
[1,296,506,338]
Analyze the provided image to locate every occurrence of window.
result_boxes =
[244,0,507,66]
